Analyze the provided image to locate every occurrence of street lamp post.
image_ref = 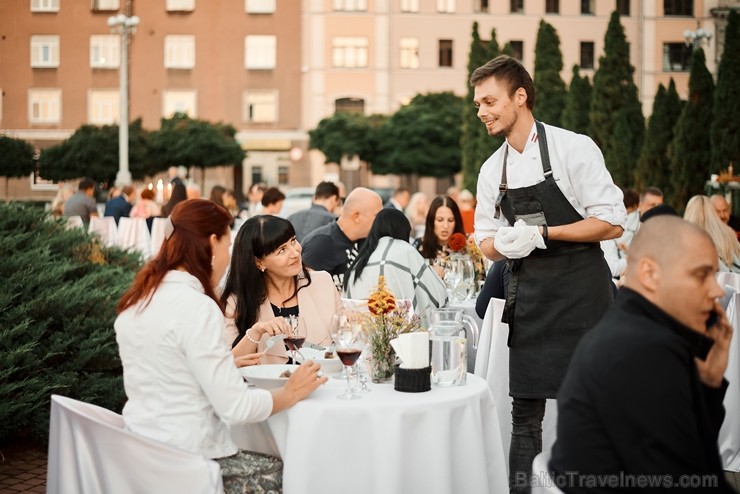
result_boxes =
[683,26,712,50]
[108,13,140,187]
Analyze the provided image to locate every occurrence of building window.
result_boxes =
[399,38,419,69]
[28,89,61,124]
[400,0,419,12]
[473,0,489,13]
[580,41,594,69]
[31,0,59,12]
[663,43,692,71]
[581,0,594,14]
[510,0,524,13]
[438,39,453,67]
[251,166,263,185]
[664,0,692,16]
[436,0,455,13]
[245,0,275,13]
[332,37,368,68]
[245,35,276,70]
[88,90,119,124]
[163,90,197,117]
[509,40,523,62]
[90,35,120,68]
[165,35,195,69]
[243,90,278,123]
[278,166,289,185]
[616,0,630,16]
[335,97,365,114]
[91,0,119,10]
[545,0,559,14]
[333,0,367,11]
[166,0,195,11]
[30,35,60,68]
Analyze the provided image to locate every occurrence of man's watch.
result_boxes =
[541,224,548,240]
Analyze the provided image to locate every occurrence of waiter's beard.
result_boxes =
[489,111,518,139]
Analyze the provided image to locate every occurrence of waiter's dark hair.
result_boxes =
[469,55,535,111]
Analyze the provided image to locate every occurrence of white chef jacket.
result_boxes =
[474,122,626,245]
[115,270,273,459]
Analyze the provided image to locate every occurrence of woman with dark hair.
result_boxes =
[261,187,286,216]
[344,208,446,317]
[221,215,341,363]
[115,200,326,492]
[416,195,466,262]
[161,181,187,217]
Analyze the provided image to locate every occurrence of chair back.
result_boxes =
[47,394,224,494]
[150,217,169,256]
[531,451,565,494]
[64,216,84,230]
[88,216,118,247]
[117,217,152,258]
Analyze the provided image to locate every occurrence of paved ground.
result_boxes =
[0,442,46,494]
[1,438,739,493]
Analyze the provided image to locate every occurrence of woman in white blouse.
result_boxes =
[115,199,326,493]
[684,194,740,273]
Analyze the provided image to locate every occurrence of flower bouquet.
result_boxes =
[362,276,423,382]
[444,233,487,284]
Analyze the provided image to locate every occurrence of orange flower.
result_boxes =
[448,232,467,252]
[367,275,396,316]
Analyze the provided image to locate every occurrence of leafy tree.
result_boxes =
[0,202,141,443]
[461,26,504,193]
[590,11,644,185]
[308,112,376,165]
[668,48,714,211]
[0,135,35,199]
[150,113,245,182]
[375,92,464,178]
[710,10,740,173]
[561,65,592,136]
[38,119,155,184]
[634,80,681,195]
[533,20,567,127]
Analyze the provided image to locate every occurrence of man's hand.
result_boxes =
[695,301,733,388]
[493,220,546,259]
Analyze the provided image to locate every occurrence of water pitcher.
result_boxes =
[428,308,479,386]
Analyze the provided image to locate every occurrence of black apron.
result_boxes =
[499,122,613,399]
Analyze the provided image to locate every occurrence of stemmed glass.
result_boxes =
[335,326,364,400]
[331,314,350,380]
[284,315,306,363]
[443,258,463,302]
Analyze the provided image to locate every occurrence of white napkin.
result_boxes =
[391,332,429,369]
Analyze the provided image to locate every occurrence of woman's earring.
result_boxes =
[211,255,215,268]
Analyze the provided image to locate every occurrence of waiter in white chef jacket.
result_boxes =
[471,55,627,494]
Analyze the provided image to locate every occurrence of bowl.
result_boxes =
[298,348,344,374]
[239,364,299,389]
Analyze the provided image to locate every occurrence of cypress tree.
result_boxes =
[710,10,740,173]
[634,80,681,195]
[590,11,644,182]
[561,65,592,136]
[461,24,502,193]
[533,20,567,127]
[668,48,714,211]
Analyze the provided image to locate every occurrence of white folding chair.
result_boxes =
[117,217,152,258]
[88,216,118,247]
[64,215,84,230]
[47,394,224,494]
[531,451,565,494]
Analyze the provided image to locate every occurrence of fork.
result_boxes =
[259,334,286,362]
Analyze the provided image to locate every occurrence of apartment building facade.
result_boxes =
[1,0,736,200]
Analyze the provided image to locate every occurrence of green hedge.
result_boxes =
[0,202,142,444]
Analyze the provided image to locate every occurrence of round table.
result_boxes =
[231,374,508,494]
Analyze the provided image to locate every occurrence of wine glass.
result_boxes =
[331,313,350,380]
[284,315,306,363]
[335,327,364,400]
[443,258,463,302]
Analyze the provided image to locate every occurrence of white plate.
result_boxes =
[297,348,343,374]
[239,364,299,389]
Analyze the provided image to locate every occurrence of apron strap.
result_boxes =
[495,146,509,219]
[535,121,554,179]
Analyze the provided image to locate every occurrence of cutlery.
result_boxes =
[259,334,286,360]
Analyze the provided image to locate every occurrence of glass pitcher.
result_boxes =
[428,308,479,386]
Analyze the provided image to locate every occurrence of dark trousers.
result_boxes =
[509,397,546,494]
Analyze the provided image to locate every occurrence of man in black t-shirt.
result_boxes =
[301,187,382,289]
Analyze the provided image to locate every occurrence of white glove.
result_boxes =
[493,219,546,259]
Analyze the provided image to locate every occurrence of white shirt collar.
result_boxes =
[162,270,206,294]
[505,122,540,157]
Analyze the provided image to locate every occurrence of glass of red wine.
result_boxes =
[284,315,306,364]
[335,327,364,400]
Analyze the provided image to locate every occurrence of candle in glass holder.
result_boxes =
[166,183,172,202]
[156,179,164,204]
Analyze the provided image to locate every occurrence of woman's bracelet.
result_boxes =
[245,327,261,345]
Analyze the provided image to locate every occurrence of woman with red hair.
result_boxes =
[115,199,326,492]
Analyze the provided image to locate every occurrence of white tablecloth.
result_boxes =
[231,375,508,494]
[716,272,740,472]
[473,298,558,474]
